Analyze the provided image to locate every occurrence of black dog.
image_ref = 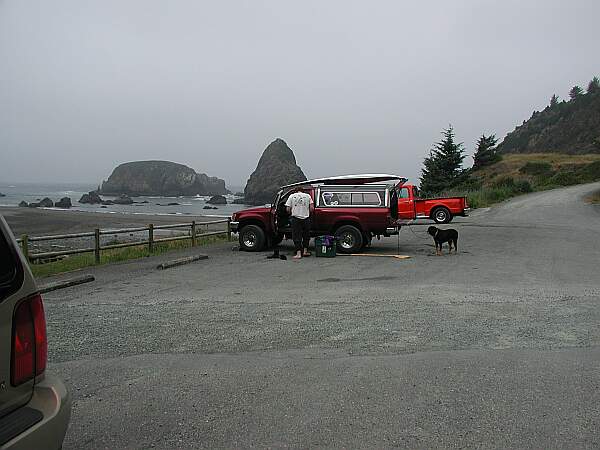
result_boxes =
[427,226,458,255]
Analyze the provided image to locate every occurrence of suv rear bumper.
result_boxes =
[1,374,71,450]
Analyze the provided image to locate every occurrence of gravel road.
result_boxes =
[39,182,600,449]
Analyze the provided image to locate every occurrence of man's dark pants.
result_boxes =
[291,217,310,252]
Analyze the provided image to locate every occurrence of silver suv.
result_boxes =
[0,216,71,449]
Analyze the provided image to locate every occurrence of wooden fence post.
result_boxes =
[227,219,232,241]
[21,234,29,261]
[191,221,196,247]
[94,228,100,263]
[148,224,154,253]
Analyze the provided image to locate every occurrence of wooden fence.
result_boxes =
[16,219,232,263]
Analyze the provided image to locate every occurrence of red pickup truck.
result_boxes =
[398,183,469,223]
[231,174,407,253]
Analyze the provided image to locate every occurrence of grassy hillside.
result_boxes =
[442,153,600,208]
[497,78,600,155]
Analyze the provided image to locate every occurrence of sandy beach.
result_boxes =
[0,206,230,237]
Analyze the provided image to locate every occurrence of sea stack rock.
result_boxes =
[55,197,72,208]
[99,161,228,196]
[206,195,227,205]
[243,138,307,205]
[39,197,54,207]
[112,194,134,205]
[79,191,103,204]
[18,201,28,207]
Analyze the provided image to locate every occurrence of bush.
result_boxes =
[515,180,533,193]
[491,176,515,189]
[519,161,553,176]
[578,161,600,182]
[548,171,580,186]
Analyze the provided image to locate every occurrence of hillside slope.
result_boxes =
[497,84,600,155]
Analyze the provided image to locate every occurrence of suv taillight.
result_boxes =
[11,294,47,386]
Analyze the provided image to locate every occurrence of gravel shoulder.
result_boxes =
[36,182,600,449]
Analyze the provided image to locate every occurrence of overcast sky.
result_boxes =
[1,0,599,188]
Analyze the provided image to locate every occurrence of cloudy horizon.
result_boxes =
[1,0,599,188]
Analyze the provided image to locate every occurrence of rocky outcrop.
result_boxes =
[39,198,54,207]
[100,161,228,196]
[55,197,72,208]
[112,194,133,205]
[0,192,5,197]
[79,191,103,204]
[206,195,227,205]
[19,201,28,207]
[243,138,307,205]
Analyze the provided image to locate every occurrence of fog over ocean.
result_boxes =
[0,182,249,217]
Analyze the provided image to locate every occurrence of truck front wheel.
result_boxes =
[335,225,363,254]
[239,225,266,251]
[432,207,452,224]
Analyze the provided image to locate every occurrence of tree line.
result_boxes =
[419,76,600,195]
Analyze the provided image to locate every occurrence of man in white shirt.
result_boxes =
[285,187,314,259]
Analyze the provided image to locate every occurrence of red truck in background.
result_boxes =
[397,183,469,223]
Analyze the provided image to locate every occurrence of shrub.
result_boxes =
[491,176,515,189]
[577,161,600,182]
[519,161,553,176]
[515,180,533,193]
[549,171,581,186]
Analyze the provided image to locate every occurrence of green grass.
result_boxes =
[30,235,228,278]
[444,154,600,208]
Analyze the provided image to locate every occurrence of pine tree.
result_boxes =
[472,134,500,170]
[569,85,584,100]
[420,126,467,195]
[588,76,600,94]
[550,94,559,107]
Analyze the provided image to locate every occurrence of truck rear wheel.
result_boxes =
[335,225,363,254]
[432,207,452,224]
[239,225,266,252]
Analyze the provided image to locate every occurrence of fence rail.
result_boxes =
[18,219,232,263]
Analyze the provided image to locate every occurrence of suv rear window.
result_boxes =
[0,229,22,301]
[321,191,382,207]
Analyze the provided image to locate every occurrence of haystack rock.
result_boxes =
[100,161,228,196]
[206,195,227,205]
[39,197,54,207]
[55,197,72,208]
[243,139,307,205]
[112,194,134,205]
[79,191,103,204]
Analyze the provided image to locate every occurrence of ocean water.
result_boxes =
[0,182,252,218]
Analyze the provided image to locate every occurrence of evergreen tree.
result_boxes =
[420,126,467,194]
[472,134,500,170]
[550,94,559,107]
[569,85,584,100]
[588,76,600,94]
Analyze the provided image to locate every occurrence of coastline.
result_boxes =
[0,206,232,237]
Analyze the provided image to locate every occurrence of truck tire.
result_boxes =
[239,225,266,252]
[432,207,452,224]
[335,225,363,254]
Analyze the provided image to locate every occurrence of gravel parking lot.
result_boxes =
[38,182,600,449]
